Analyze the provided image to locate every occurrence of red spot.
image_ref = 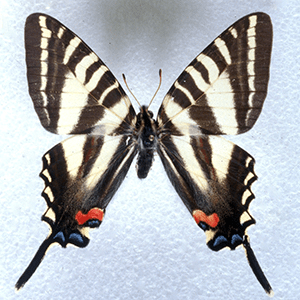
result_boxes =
[76,208,104,225]
[193,210,219,228]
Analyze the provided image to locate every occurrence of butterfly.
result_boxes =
[16,12,273,295]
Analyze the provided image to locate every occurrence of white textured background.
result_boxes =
[1,0,299,299]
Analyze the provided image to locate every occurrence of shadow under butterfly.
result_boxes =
[16,12,273,296]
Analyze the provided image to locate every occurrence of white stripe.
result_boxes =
[61,135,87,178]
[246,17,257,125]
[205,70,238,134]
[249,15,257,28]
[247,36,256,48]
[41,169,52,182]
[44,153,51,165]
[209,136,233,180]
[94,99,130,135]
[248,48,255,60]
[41,27,51,38]
[40,49,48,61]
[214,37,232,65]
[98,81,119,105]
[247,21,256,95]
[245,156,252,168]
[63,36,81,65]
[74,54,97,83]
[85,65,108,92]
[85,136,123,189]
[240,210,252,224]
[241,189,253,206]
[171,108,199,134]
[57,27,65,39]
[247,27,256,38]
[173,81,196,104]
[244,172,255,186]
[185,65,210,93]
[44,186,54,202]
[248,62,255,76]
[159,145,182,180]
[44,208,56,222]
[39,15,47,28]
[172,135,209,191]
[197,54,220,84]
[39,28,50,122]
[56,71,89,133]
[229,27,238,38]
[162,95,184,120]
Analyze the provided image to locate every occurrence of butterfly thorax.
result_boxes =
[135,106,158,179]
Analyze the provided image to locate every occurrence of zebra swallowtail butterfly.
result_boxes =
[16,12,273,295]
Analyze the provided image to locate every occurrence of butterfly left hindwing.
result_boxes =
[17,12,273,296]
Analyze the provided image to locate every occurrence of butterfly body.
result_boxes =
[135,106,157,179]
[17,12,273,296]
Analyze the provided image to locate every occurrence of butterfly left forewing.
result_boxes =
[25,13,135,135]
[157,12,272,136]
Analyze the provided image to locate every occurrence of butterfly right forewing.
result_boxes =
[158,12,272,136]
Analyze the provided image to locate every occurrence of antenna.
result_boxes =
[122,73,142,109]
[148,69,162,110]
[122,69,162,110]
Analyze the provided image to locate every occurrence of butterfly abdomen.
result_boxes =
[136,106,158,179]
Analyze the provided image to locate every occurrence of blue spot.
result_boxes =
[213,235,227,248]
[86,219,101,228]
[198,222,208,231]
[69,232,84,244]
[231,234,243,245]
[54,231,65,243]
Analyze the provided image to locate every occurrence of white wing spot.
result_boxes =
[44,186,54,202]
[240,211,252,224]
[41,27,51,38]
[214,37,232,65]
[197,54,220,83]
[229,27,238,38]
[40,37,48,49]
[44,208,56,221]
[63,36,81,65]
[41,169,52,183]
[39,15,47,28]
[249,15,257,28]
[57,27,65,39]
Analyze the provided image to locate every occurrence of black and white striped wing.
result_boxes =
[16,13,138,290]
[157,12,272,135]
[25,13,135,135]
[158,134,256,250]
[157,13,273,295]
